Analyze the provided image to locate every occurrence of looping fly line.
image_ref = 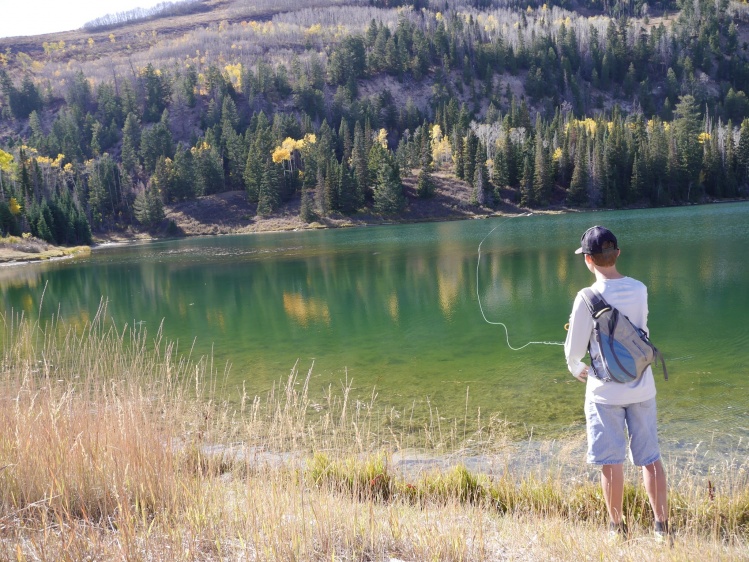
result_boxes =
[476,213,564,351]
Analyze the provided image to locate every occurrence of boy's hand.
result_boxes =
[574,367,589,383]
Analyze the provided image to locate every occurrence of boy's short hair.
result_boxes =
[589,241,618,267]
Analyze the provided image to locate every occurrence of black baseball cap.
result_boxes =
[575,226,618,255]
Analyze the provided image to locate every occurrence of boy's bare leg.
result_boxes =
[642,459,668,522]
[601,464,624,524]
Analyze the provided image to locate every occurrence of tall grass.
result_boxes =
[0,304,747,560]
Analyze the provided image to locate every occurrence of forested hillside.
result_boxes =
[1,0,749,242]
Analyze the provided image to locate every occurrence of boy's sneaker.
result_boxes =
[654,521,673,547]
[608,521,627,542]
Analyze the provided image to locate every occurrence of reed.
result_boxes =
[0,305,746,560]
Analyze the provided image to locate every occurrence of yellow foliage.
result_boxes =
[224,63,243,89]
[9,197,22,216]
[306,24,323,35]
[191,141,211,154]
[87,38,95,47]
[20,145,39,158]
[436,12,443,20]
[432,137,452,166]
[63,163,73,173]
[0,149,14,172]
[552,147,563,162]
[303,133,316,145]
[698,132,711,144]
[377,129,388,148]
[0,52,8,66]
[109,33,116,43]
[566,118,597,136]
[272,148,291,164]
[281,137,299,152]
[527,5,534,12]
[431,124,443,142]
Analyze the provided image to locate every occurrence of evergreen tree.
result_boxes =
[300,188,315,223]
[519,154,534,207]
[352,122,370,200]
[141,63,172,123]
[325,157,339,213]
[463,131,478,188]
[532,123,551,205]
[140,111,174,175]
[257,159,282,217]
[171,145,196,202]
[417,165,436,199]
[673,95,703,202]
[472,164,487,206]
[373,158,405,215]
[630,152,646,202]
[492,139,509,189]
[134,184,165,227]
[150,156,175,205]
[337,159,359,213]
[736,118,749,190]
[568,134,589,206]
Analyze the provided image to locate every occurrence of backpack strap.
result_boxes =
[654,347,669,381]
[580,287,612,319]
[581,288,669,382]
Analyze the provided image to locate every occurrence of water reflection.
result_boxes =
[1,203,747,440]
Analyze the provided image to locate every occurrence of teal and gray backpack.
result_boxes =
[580,288,668,384]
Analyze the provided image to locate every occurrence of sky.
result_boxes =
[0,0,168,39]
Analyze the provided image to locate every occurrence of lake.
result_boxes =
[2,203,747,447]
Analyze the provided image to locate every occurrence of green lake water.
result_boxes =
[2,203,748,447]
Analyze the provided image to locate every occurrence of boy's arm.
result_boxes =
[565,292,594,381]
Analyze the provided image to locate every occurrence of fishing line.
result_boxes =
[476,213,564,351]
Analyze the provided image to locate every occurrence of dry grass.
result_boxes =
[0,236,90,264]
[0,305,747,561]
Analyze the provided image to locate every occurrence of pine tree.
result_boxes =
[373,158,405,215]
[257,159,281,217]
[673,95,703,202]
[315,166,328,217]
[532,124,551,206]
[491,140,509,189]
[300,188,315,223]
[519,154,533,207]
[630,152,646,202]
[352,122,370,200]
[151,156,175,204]
[416,165,435,199]
[567,135,589,206]
[325,157,339,213]
[736,118,749,191]
[453,131,465,180]
[121,113,140,174]
[338,159,359,213]
[134,184,165,227]
[462,131,478,187]
[172,145,196,202]
[472,165,487,206]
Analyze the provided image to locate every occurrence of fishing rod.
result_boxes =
[476,212,564,351]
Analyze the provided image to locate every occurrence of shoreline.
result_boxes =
[3,196,747,264]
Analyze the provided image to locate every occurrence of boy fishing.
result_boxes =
[564,225,670,542]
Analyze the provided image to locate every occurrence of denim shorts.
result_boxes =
[584,397,661,466]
